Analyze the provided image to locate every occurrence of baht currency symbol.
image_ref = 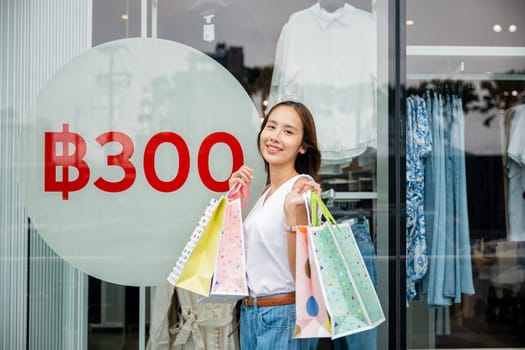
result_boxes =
[44,123,90,200]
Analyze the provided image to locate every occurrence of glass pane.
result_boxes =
[155,0,391,349]
[406,0,525,348]
[2,0,391,349]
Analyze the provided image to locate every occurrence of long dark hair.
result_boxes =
[257,101,321,183]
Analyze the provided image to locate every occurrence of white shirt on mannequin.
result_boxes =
[269,3,377,173]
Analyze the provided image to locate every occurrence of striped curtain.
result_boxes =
[0,1,92,349]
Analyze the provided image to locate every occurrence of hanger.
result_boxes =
[187,0,228,12]
[319,0,346,13]
[320,188,336,208]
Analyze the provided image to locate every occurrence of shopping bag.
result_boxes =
[307,192,385,339]
[166,197,221,286]
[167,195,227,297]
[294,223,331,338]
[200,184,249,303]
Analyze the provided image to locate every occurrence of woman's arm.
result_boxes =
[283,177,321,279]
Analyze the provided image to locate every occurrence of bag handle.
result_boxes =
[227,182,249,206]
[310,191,337,227]
[302,191,312,226]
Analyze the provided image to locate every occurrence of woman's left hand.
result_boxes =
[284,179,321,217]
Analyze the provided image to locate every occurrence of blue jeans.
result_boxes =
[424,93,474,306]
[423,93,447,305]
[240,299,318,350]
[334,217,378,350]
[449,96,474,299]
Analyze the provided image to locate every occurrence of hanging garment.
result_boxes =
[147,285,239,350]
[172,288,239,350]
[422,92,448,306]
[147,284,179,350]
[422,92,475,307]
[446,95,475,301]
[268,3,377,172]
[506,104,525,241]
[501,107,516,238]
[406,95,432,303]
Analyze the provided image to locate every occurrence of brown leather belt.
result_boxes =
[244,292,295,307]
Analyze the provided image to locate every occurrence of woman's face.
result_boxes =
[259,105,306,168]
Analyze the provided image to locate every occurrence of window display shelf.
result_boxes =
[322,188,378,201]
[407,73,525,81]
[407,45,525,57]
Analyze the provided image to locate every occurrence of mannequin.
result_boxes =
[319,0,346,12]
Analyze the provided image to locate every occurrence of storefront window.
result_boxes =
[5,1,525,349]
[2,0,393,349]
[151,1,391,349]
[405,0,525,347]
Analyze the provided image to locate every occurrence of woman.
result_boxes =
[229,101,322,349]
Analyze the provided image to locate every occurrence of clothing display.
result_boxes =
[406,91,475,306]
[406,95,432,303]
[147,284,239,350]
[268,3,377,172]
[172,288,239,349]
[504,104,525,241]
[147,284,179,350]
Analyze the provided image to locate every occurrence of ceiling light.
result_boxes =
[493,24,502,32]
[509,24,517,32]
[121,14,129,20]
[512,90,518,96]
[406,20,415,26]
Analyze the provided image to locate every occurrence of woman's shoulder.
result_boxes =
[291,174,314,189]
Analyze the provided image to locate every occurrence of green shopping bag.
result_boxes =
[307,192,385,339]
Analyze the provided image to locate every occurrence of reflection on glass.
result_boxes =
[407,1,525,347]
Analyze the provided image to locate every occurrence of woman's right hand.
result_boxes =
[228,165,253,190]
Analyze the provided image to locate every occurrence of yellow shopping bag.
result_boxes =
[171,196,227,297]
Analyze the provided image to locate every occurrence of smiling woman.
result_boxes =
[228,100,322,350]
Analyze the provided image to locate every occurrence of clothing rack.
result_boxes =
[407,45,525,82]
[407,73,525,82]
[407,45,525,57]
[321,188,377,205]
[406,81,471,104]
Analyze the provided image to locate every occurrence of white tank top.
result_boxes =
[243,174,307,296]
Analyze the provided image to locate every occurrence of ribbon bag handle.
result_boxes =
[302,191,312,226]
[226,182,249,206]
[310,192,338,227]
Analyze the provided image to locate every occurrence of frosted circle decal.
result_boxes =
[17,38,263,286]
